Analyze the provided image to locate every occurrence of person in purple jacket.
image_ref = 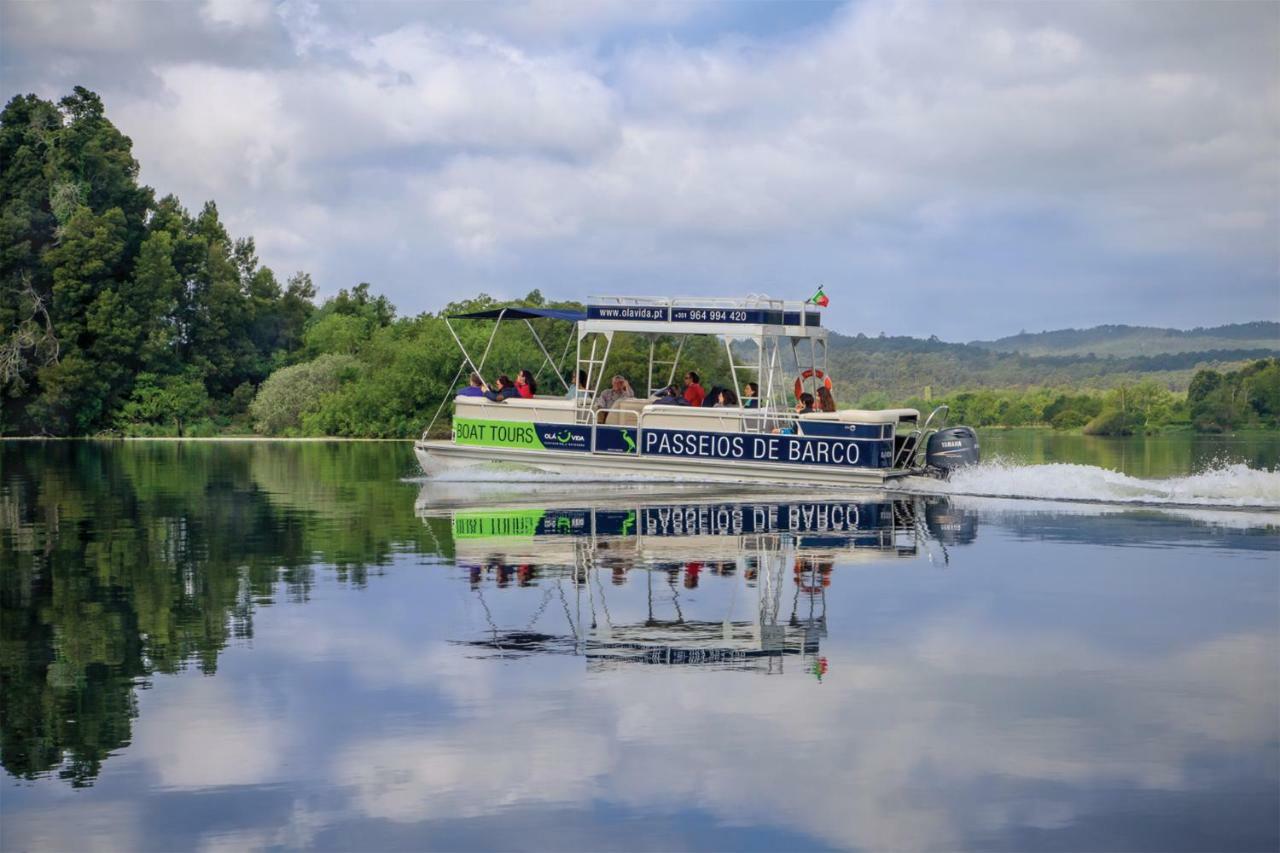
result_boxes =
[457,373,486,397]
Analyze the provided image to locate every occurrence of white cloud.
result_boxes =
[200,0,273,31]
[129,675,294,789]
[2,0,1276,333]
[323,616,1278,852]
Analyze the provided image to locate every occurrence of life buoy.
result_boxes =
[794,369,833,400]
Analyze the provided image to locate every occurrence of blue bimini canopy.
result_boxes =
[448,307,587,322]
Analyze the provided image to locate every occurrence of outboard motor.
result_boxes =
[925,426,980,478]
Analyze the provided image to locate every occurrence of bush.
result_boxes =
[116,370,211,436]
[250,354,359,435]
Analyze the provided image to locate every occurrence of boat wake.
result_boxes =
[410,459,1280,513]
[909,460,1280,511]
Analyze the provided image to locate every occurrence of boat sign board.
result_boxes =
[640,428,892,469]
[455,417,891,468]
[587,305,820,327]
[454,418,592,452]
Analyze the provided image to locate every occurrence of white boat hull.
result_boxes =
[414,439,922,487]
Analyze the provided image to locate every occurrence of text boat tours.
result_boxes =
[415,295,979,485]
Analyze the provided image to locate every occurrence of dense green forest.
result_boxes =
[1,88,313,436]
[3,87,1277,438]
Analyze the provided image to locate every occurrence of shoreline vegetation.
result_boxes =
[4,88,1279,441]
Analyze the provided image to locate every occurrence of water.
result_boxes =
[977,428,1280,479]
[2,439,1278,852]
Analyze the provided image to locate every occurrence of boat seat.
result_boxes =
[799,408,919,425]
[640,404,742,433]
[454,394,576,424]
[599,397,649,426]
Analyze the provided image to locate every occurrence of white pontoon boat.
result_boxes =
[415,295,979,485]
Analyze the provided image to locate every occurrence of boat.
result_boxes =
[414,295,979,485]
[415,488,977,673]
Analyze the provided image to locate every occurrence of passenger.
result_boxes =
[565,369,588,400]
[594,374,634,412]
[816,385,837,413]
[515,369,538,399]
[772,393,814,434]
[653,384,687,406]
[484,375,521,401]
[742,382,760,409]
[715,387,739,407]
[457,373,486,397]
[683,371,706,407]
[702,385,724,407]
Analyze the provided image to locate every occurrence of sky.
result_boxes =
[2,0,1278,339]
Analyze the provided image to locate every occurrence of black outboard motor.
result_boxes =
[925,426,980,478]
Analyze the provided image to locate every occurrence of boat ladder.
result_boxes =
[892,405,949,469]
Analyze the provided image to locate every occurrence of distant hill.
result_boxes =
[821,328,1277,402]
[968,322,1280,358]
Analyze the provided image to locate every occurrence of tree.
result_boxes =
[0,90,320,434]
[249,354,359,435]
[117,370,211,436]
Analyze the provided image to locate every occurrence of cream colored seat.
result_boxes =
[799,408,919,424]
[600,397,649,425]
[640,404,743,433]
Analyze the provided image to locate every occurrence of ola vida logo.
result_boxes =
[543,429,582,445]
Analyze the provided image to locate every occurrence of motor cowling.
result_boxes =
[925,426,980,475]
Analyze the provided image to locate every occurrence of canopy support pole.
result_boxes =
[475,309,505,377]
[724,335,741,402]
[665,336,686,389]
[444,318,482,382]
[421,359,467,441]
[525,319,570,392]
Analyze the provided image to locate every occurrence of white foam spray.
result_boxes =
[912,460,1280,509]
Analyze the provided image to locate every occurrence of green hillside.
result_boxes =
[823,330,1274,401]
[968,322,1280,357]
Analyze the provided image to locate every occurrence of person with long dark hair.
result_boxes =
[816,385,837,413]
[515,369,538,398]
[484,375,522,401]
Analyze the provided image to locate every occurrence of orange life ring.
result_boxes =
[794,369,833,400]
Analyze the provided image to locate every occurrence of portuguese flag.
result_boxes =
[807,286,829,308]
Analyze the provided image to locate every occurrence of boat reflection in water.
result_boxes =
[417,488,978,675]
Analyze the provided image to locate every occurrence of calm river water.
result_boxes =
[2,439,1278,852]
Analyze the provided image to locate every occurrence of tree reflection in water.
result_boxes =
[0,440,974,785]
[0,440,448,786]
